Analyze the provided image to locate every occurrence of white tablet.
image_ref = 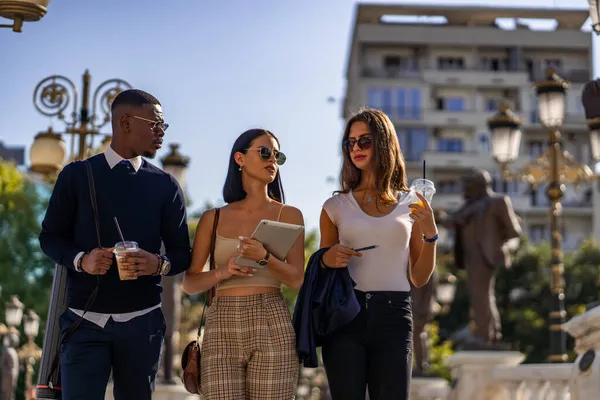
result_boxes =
[235,219,304,269]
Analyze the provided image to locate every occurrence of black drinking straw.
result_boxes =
[423,160,426,179]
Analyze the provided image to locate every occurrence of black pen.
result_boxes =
[354,245,379,252]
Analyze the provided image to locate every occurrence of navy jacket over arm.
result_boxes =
[292,248,360,368]
[38,155,191,313]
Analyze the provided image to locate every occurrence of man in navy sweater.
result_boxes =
[39,89,191,399]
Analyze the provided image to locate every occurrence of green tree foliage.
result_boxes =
[0,160,54,320]
[435,237,600,365]
[0,160,55,400]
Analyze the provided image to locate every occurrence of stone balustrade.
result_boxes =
[492,364,571,400]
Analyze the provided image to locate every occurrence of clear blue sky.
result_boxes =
[0,0,595,232]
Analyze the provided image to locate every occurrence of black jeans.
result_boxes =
[322,290,413,400]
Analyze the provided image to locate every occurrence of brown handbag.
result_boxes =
[181,208,220,394]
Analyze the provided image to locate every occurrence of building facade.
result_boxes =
[342,4,594,250]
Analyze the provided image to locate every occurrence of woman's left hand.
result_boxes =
[238,236,268,262]
[409,192,438,239]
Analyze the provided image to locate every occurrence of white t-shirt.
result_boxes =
[322,190,415,292]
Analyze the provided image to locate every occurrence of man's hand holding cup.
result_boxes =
[81,248,114,275]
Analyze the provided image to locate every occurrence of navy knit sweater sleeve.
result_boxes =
[161,175,191,275]
[39,162,81,271]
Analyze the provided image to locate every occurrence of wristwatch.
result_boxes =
[258,251,271,266]
[157,255,171,276]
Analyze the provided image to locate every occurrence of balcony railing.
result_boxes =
[529,111,586,126]
[362,67,421,79]
[361,66,591,84]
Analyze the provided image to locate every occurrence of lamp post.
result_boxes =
[34,70,132,400]
[5,295,24,332]
[488,68,599,363]
[436,273,457,315]
[159,143,190,384]
[589,0,600,35]
[18,310,42,400]
[0,0,49,32]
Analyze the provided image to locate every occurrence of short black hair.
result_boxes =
[111,89,161,111]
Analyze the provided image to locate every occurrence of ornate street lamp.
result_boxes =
[488,104,523,178]
[582,79,600,163]
[488,68,598,363]
[159,143,190,384]
[0,0,49,32]
[30,70,132,181]
[589,0,600,35]
[436,273,457,314]
[5,295,24,331]
[34,70,132,400]
[19,310,42,400]
[29,127,66,180]
[161,143,190,189]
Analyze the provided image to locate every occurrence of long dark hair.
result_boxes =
[337,108,409,203]
[222,129,285,204]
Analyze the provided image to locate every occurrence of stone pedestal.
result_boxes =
[445,351,524,400]
[105,382,198,400]
[563,305,600,400]
[410,376,450,400]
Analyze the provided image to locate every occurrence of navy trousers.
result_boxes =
[58,308,166,400]
[322,290,413,400]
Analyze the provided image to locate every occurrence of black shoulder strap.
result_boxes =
[85,161,101,247]
[196,207,220,338]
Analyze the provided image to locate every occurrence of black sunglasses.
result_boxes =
[245,146,287,165]
[342,136,372,152]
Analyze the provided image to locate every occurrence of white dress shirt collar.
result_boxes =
[103,146,142,172]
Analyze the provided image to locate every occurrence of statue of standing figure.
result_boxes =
[0,332,20,400]
[437,168,522,348]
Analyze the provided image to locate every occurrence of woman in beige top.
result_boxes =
[183,128,305,400]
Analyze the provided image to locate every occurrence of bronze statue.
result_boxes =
[411,270,439,376]
[437,168,521,348]
[1,333,20,400]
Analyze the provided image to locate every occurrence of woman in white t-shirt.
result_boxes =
[319,108,438,400]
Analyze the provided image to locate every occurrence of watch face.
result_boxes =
[258,260,268,266]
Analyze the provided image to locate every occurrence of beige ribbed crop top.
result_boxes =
[215,206,286,290]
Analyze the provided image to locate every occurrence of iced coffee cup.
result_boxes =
[114,241,139,281]
[409,178,436,207]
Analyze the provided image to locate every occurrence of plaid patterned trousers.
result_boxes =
[200,292,299,399]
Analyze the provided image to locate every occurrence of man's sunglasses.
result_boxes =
[129,115,169,133]
[342,136,372,152]
[246,147,287,165]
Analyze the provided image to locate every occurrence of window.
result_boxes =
[446,98,464,111]
[397,128,428,161]
[438,180,462,194]
[529,224,547,243]
[491,178,519,194]
[384,56,401,69]
[480,57,509,72]
[437,57,465,70]
[478,133,490,153]
[485,98,501,112]
[369,87,421,120]
[397,88,421,119]
[437,138,463,152]
[527,141,544,159]
[367,88,393,115]
[544,59,562,71]
[436,97,465,111]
